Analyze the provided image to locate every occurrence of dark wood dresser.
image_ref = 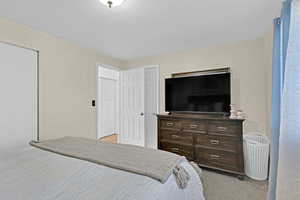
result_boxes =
[157,113,245,178]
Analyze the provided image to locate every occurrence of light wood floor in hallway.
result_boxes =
[99,134,118,143]
[99,133,268,200]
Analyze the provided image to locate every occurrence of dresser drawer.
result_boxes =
[195,148,240,171]
[195,134,238,152]
[160,130,193,144]
[157,114,245,176]
[160,142,193,160]
[182,121,206,133]
[208,121,240,136]
[160,119,181,130]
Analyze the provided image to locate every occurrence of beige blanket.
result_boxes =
[30,137,190,188]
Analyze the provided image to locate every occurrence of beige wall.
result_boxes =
[123,38,273,136]
[263,30,274,137]
[0,18,123,140]
[0,17,274,139]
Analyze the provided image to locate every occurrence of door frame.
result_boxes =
[96,64,120,139]
[143,65,160,117]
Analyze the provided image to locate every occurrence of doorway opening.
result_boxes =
[97,66,120,139]
[97,65,159,148]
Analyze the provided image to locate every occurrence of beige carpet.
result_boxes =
[201,170,268,200]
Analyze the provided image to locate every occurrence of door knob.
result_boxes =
[140,112,144,116]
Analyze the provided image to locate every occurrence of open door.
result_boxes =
[119,68,145,146]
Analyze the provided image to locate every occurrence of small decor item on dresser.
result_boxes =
[229,104,237,119]
[236,110,245,119]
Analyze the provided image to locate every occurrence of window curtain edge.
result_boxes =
[267,18,282,200]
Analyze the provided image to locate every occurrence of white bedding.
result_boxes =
[0,145,205,200]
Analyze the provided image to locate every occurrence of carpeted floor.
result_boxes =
[100,134,268,200]
[201,169,268,200]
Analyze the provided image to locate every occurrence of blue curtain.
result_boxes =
[268,18,282,200]
[281,0,292,85]
[267,1,292,200]
[276,0,300,198]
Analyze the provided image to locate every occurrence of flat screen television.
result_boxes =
[165,73,231,114]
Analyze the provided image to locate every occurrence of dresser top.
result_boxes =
[157,113,245,122]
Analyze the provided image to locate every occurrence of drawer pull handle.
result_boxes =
[171,135,180,139]
[171,147,180,152]
[190,124,198,128]
[217,126,227,131]
[210,139,220,145]
[166,122,174,126]
[210,154,220,159]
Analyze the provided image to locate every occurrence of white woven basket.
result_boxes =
[243,133,270,180]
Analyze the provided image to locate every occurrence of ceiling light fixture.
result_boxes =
[99,0,125,8]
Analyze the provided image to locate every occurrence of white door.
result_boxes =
[0,42,38,149]
[120,68,145,146]
[97,67,119,139]
[100,78,117,137]
[145,66,159,149]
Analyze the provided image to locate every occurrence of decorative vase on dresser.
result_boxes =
[157,113,245,179]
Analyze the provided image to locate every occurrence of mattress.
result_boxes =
[0,145,205,200]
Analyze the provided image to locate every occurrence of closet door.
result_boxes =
[120,68,145,146]
[0,43,38,149]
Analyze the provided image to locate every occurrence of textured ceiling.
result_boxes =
[0,0,281,60]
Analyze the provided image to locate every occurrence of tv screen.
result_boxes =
[165,73,231,113]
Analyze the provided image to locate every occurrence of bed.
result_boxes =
[0,140,205,200]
